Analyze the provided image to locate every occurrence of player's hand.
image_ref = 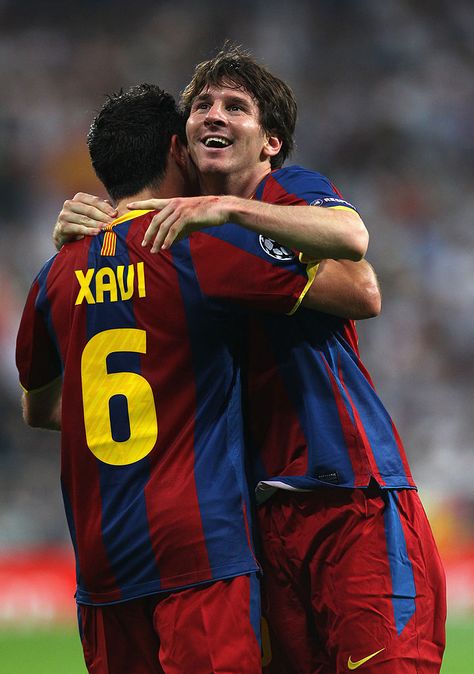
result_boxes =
[53,193,117,250]
[127,196,232,253]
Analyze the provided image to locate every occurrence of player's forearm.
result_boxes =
[302,259,381,319]
[227,197,368,261]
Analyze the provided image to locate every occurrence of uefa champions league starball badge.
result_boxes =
[258,235,295,261]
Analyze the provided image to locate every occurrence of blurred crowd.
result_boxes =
[0,0,473,552]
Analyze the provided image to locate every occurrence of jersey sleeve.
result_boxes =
[189,224,318,314]
[16,272,62,392]
[256,165,359,213]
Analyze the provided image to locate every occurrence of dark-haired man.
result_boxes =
[17,83,354,674]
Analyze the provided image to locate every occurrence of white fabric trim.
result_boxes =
[255,480,313,504]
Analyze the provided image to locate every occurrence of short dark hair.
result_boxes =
[180,45,297,169]
[87,84,186,202]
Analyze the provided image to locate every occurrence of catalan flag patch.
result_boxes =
[100,210,154,257]
[100,226,117,256]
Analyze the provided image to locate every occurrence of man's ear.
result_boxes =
[262,132,282,160]
[170,134,188,169]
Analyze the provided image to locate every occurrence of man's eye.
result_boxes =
[229,105,242,112]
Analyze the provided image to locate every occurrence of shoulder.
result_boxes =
[256,165,336,205]
[271,165,331,183]
[31,253,59,287]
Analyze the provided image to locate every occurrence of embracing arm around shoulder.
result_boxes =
[302,259,381,319]
[128,195,368,261]
[227,198,368,262]
[22,377,62,431]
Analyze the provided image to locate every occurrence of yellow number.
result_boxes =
[81,328,158,465]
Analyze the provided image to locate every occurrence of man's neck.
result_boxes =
[113,168,191,218]
[198,164,272,198]
[114,188,156,218]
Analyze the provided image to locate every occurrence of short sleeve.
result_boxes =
[16,275,62,392]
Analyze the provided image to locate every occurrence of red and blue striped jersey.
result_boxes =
[16,209,313,605]
[246,166,416,499]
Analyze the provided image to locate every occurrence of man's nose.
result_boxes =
[204,102,226,125]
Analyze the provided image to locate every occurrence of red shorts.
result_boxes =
[78,574,261,674]
[258,487,446,674]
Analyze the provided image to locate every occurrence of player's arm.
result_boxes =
[127,195,368,261]
[225,196,367,261]
[189,226,380,320]
[21,377,62,431]
[53,192,116,250]
[301,259,381,319]
[16,270,64,431]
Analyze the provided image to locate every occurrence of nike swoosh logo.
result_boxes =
[347,648,385,670]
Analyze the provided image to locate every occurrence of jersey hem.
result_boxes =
[256,477,417,504]
[75,563,260,606]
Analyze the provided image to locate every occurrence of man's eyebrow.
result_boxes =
[193,92,212,103]
[192,91,251,106]
[225,94,250,106]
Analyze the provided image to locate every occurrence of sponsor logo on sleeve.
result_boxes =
[310,197,354,208]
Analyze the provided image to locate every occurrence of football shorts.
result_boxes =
[258,486,446,673]
[79,572,261,674]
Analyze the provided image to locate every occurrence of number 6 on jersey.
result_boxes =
[81,328,158,465]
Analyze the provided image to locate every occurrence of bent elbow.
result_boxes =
[340,215,369,261]
[359,282,382,319]
[366,288,382,317]
[351,225,369,261]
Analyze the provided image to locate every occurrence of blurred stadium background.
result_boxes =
[0,0,473,671]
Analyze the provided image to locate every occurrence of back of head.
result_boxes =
[87,84,186,202]
[180,44,297,169]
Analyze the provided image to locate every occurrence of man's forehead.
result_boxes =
[195,81,256,103]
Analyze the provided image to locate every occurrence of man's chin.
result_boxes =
[197,159,233,176]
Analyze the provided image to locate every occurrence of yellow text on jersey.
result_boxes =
[74,261,146,305]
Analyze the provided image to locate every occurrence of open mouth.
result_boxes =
[202,136,232,149]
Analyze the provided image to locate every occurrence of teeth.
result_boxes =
[204,137,231,148]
